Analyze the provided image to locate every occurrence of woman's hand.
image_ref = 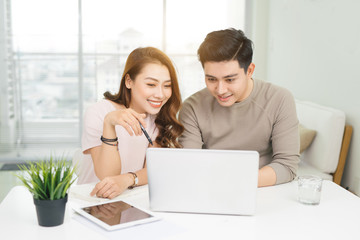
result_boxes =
[90,174,134,199]
[104,108,147,136]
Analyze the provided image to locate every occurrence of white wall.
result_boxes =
[251,0,360,195]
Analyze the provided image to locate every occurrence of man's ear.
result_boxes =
[246,63,255,77]
[125,74,132,89]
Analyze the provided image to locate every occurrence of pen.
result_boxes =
[139,122,153,146]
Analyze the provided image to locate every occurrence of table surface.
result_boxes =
[1,180,360,240]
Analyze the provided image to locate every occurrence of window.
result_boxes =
[0,0,245,160]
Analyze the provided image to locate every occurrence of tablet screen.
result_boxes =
[80,200,155,229]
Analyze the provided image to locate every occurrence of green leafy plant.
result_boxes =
[15,155,77,200]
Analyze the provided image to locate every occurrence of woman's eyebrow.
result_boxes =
[144,77,159,81]
[145,77,171,82]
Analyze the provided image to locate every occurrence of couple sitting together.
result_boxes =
[79,28,300,199]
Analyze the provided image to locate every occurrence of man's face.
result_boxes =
[204,60,255,107]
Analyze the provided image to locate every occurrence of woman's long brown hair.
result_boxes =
[104,47,184,148]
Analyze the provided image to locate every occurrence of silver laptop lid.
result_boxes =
[146,148,259,215]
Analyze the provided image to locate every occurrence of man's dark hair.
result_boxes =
[197,28,253,73]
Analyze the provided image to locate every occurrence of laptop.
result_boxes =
[146,148,259,215]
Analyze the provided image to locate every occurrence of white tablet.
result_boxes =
[73,199,160,231]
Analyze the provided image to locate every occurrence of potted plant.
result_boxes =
[15,155,77,227]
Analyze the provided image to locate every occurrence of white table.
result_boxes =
[1,180,360,240]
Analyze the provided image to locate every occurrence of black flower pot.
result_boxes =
[33,194,68,227]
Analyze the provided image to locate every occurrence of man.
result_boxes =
[179,28,300,187]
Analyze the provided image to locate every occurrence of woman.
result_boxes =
[80,47,184,199]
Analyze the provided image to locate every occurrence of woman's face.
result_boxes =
[126,63,172,115]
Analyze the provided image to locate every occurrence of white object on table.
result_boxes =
[1,180,360,240]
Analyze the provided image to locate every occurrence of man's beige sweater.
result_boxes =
[179,79,300,184]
